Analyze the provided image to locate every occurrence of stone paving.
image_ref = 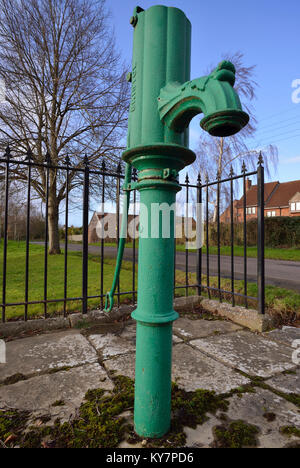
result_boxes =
[0,315,299,448]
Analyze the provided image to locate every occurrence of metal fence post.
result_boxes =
[217,170,221,302]
[2,146,10,323]
[185,173,189,297]
[63,155,70,317]
[257,154,265,315]
[242,161,248,309]
[116,162,121,307]
[82,155,89,314]
[196,173,202,295]
[100,160,106,310]
[205,174,211,299]
[25,149,32,321]
[44,152,50,318]
[230,166,235,307]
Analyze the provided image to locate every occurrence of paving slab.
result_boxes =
[184,416,220,448]
[104,343,249,393]
[191,331,296,378]
[173,317,242,341]
[265,326,300,347]
[104,353,136,379]
[225,388,300,448]
[88,333,135,360]
[0,363,113,422]
[0,330,98,381]
[172,344,250,393]
[182,389,300,448]
[267,368,300,395]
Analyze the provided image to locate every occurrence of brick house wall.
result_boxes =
[221,179,300,223]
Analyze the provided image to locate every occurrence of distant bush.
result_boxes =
[209,217,300,248]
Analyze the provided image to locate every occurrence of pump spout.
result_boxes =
[158,61,249,137]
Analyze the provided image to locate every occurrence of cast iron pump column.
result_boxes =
[123,5,249,438]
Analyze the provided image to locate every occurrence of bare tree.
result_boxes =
[194,52,278,221]
[0,0,129,253]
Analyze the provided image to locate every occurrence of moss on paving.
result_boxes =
[263,412,277,422]
[21,375,135,448]
[51,400,65,407]
[126,383,229,448]
[0,377,230,448]
[2,373,27,386]
[178,305,224,322]
[0,371,298,448]
[212,420,259,448]
[236,371,300,409]
[48,366,71,375]
[280,426,300,438]
[0,409,30,444]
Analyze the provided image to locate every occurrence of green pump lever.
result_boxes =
[104,162,132,313]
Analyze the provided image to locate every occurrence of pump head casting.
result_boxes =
[158,60,249,137]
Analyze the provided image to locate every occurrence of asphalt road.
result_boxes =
[45,243,300,293]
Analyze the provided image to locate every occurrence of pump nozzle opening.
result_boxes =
[200,109,249,137]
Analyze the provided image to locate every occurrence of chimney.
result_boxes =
[246,179,252,191]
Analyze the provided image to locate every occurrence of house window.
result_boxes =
[267,211,276,217]
[246,207,256,215]
[291,202,300,212]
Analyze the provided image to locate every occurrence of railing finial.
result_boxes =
[258,152,264,166]
[5,145,10,158]
[83,154,89,167]
[45,151,51,165]
[26,147,33,161]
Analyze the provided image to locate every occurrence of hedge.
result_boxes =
[209,216,300,248]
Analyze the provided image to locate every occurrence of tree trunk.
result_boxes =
[213,202,218,223]
[48,170,61,255]
[48,197,61,254]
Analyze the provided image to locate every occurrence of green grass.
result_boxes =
[176,245,300,262]
[1,241,300,322]
[0,241,137,320]
[175,270,300,321]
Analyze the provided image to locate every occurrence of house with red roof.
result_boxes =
[220,179,300,223]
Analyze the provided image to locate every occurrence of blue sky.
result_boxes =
[109,0,300,182]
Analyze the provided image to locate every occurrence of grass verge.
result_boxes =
[1,241,300,322]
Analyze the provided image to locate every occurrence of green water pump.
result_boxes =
[106,5,249,438]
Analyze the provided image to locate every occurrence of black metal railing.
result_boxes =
[176,155,265,315]
[0,147,265,323]
[0,147,134,322]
